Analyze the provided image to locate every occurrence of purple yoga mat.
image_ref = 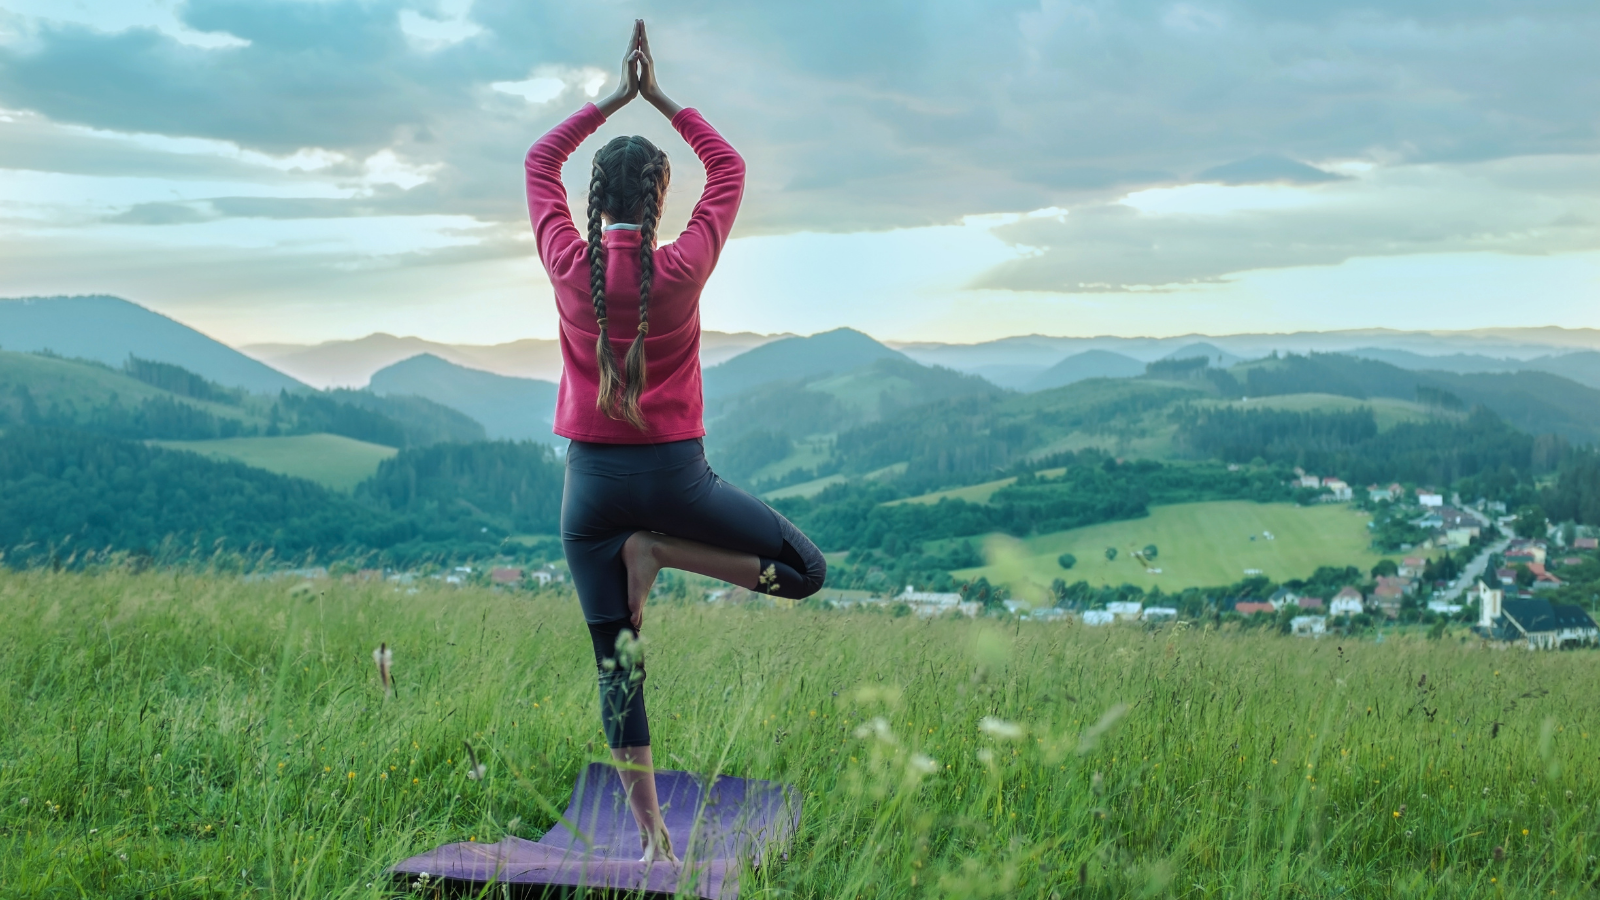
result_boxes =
[391,763,800,899]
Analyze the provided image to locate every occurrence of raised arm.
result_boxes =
[523,23,642,272]
[634,22,745,277]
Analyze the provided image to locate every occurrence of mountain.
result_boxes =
[1527,351,1600,391]
[0,295,303,394]
[1025,350,1146,391]
[368,354,559,443]
[241,330,792,389]
[703,328,908,401]
[1161,342,1244,368]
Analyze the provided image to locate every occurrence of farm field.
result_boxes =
[2,567,1596,898]
[953,500,1401,598]
[152,433,398,492]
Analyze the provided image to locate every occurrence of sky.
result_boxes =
[0,0,1597,347]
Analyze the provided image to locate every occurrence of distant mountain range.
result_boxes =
[369,354,559,444]
[0,295,305,394]
[242,330,791,389]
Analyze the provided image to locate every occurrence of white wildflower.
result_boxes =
[976,748,995,764]
[978,717,1024,740]
[852,716,896,744]
[908,754,938,775]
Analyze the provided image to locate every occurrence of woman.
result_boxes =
[524,20,827,864]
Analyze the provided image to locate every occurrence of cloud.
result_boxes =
[973,154,1600,292]
[1,0,1599,337]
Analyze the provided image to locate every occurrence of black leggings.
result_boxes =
[561,438,826,748]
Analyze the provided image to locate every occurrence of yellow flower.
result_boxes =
[348,772,356,779]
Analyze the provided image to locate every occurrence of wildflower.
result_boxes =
[978,717,1023,740]
[852,717,896,745]
[463,741,487,780]
[17,798,25,807]
[908,754,938,776]
[1483,787,1491,797]
[373,643,393,695]
[1522,829,1529,836]
[1404,830,1413,838]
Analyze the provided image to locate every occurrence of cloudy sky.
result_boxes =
[0,0,1596,346]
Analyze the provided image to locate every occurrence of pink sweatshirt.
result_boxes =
[525,103,745,444]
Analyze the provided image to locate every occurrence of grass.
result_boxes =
[0,350,266,429]
[2,566,1597,898]
[952,500,1412,599]
[1199,393,1447,432]
[152,434,399,492]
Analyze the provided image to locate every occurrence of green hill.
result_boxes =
[702,327,908,401]
[151,434,398,492]
[1024,350,1144,391]
[951,499,1393,597]
[0,295,304,393]
[368,354,557,443]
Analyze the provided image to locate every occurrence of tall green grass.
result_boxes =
[1,568,1596,898]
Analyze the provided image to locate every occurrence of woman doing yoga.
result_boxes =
[524,20,826,864]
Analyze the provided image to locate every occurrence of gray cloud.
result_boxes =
[1,0,1597,267]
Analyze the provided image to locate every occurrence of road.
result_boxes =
[1437,506,1505,602]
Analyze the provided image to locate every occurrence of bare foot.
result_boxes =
[639,826,679,864]
[621,531,662,630]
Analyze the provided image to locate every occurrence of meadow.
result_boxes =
[151,434,399,492]
[954,500,1398,597]
[2,567,1597,898]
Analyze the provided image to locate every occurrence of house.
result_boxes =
[1106,601,1144,621]
[1298,474,1321,489]
[1505,540,1548,566]
[1142,607,1178,622]
[1575,537,1599,551]
[1561,557,1582,567]
[1329,587,1365,617]
[1369,587,1402,618]
[1027,607,1068,622]
[1495,567,1518,587]
[1321,478,1353,501]
[1526,563,1563,590]
[530,569,554,586]
[898,585,972,617]
[1427,599,1464,614]
[1443,528,1477,549]
[1376,575,1415,596]
[1418,492,1444,507]
[1268,588,1299,611]
[490,567,523,586]
[1291,615,1326,637]
[1234,601,1275,616]
[1476,584,1599,649]
[1296,597,1325,611]
[1368,484,1395,503]
[1399,556,1428,578]
[1081,610,1116,626]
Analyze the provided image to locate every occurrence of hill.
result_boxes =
[151,434,398,492]
[702,328,908,401]
[950,500,1389,594]
[0,296,303,394]
[1161,342,1244,367]
[241,330,791,388]
[368,354,558,443]
[1024,350,1145,391]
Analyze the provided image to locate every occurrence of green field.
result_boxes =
[1199,393,1446,431]
[3,567,1597,897]
[953,500,1406,600]
[153,433,398,491]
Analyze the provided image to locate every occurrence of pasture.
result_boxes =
[1,567,1595,898]
[152,434,399,492]
[953,500,1397,597]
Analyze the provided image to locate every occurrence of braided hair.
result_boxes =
[586,135,670,430]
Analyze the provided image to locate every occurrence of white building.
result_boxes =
[1321,478,1353,502]
[1141,607,1178,622]
[1291,615,1327,637]
[1081,610,1115,626]
[1329,587,1364,617]
[1427,599,1463,614]
[1418,493,1444,508]
[1106,601,1143,621]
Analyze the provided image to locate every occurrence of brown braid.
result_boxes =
[585,134,671,430]
[619,150,668,430]
[586,159,624,419]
